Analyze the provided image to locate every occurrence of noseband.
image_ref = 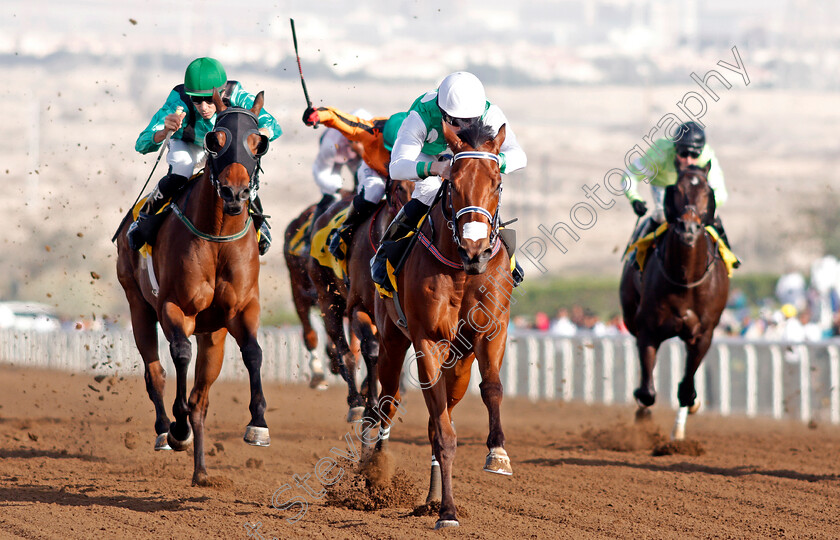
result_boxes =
[444,151,503,248]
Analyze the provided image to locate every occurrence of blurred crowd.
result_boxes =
[717,256,840,341]
[513,256,840,342]
[510,305,629,336]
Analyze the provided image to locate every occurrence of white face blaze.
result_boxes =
[463,221,489,242]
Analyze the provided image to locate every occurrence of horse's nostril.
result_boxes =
[220,187,234,201]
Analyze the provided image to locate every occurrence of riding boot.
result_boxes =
[713,216,740,268]
[250,195,272,256]
[370,198,430,292]
[329,192,378,260]
[499,226,524,288]
[127,173,189,251]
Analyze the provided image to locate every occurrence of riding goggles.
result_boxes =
[441,111,480,129]
[677,148,701,159]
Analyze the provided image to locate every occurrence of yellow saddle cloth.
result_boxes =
[287,213,314,257]
[310,206,350,279]
[624,222,739,277]
[131,196,170,258]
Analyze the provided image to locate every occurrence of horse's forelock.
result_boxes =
[457,119,496,150]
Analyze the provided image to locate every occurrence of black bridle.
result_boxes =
[204,108,267,199]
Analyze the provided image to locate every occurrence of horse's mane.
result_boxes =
[456,119,496,150]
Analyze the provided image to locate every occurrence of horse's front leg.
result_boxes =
[323,299,364,422]
[122,283,171,449]
[228,300,270,446]
[475,332,512,476]
[673,332,713,439]
[633,332,662,420]
[414,339,459,529]
[351,307,380,421]
[189,328,226,485]
[160,302,195,451]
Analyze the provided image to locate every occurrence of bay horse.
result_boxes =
[344,177,412,422]
[282,190,356,392]
[373,121,514,529]
[305,196,369,421]
[116,90,271,485]
[619,161,729,440]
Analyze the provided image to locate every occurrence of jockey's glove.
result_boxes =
[632,200,648,217]
[302,107,320,127]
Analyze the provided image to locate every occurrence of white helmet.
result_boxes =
[352,108,373,120]
[437,72,486,119]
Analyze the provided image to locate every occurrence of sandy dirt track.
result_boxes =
[1,364,839,539]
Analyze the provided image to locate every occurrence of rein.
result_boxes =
[653,227,720,289]
[169,170,253,244]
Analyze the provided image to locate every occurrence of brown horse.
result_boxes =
[116,91,270,485]
[345,178,413,421]
[619,161,729,440]
[282,190,356,393]
[305,196,369,421]
[373,121,514,529]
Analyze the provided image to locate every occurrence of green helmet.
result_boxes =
[184,57,227,96]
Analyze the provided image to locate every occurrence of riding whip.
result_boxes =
[112,106,184,243]
[290,17,318,130]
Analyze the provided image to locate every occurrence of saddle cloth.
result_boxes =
[624,222,739,277]
[310,206,350,279]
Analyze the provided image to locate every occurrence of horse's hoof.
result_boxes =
[483,447,513,475]
[635,406,653,423]
[154,433,172,451]
[243,426,271,447]
[346,406,365,423]
[192,471,209,487]
[689,400,701,414]
[309,372,328,391]
[167,427,193,452]
[434,519,460,529]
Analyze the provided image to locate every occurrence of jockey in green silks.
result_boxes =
[128,57,282,255]
[623,121,737,265]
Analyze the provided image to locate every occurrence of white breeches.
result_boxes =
[356,161,386,203]
[651,185,666,223]
[167,139,206,178]
[413,176,443,206]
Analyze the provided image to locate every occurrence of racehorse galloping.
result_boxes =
[374,121,514,529]
[282,191,356,393]
[345,178,412,422]
[306,197,368,421]
[116,91,271,485]
[619,161,729,440]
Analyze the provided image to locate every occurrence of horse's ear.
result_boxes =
[492,124,506,154]
[703,159,712,176]
[663,185,678,223]
[212,89,225,112]
[251,91,264,116]
[442,121,465,153]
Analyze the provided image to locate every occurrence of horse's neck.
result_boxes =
[187,173,246,237]
[663,229,710,281]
